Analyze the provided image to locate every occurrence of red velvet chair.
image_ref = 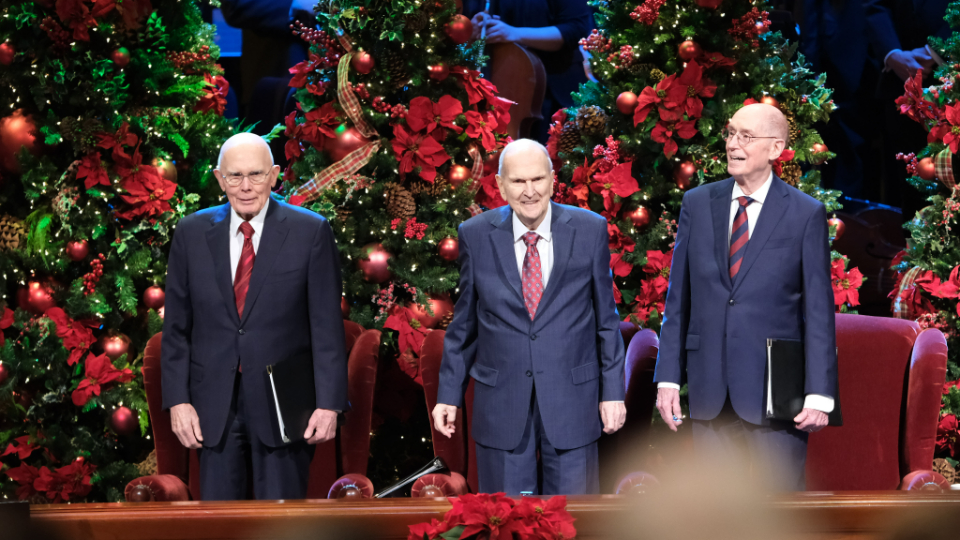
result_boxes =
[806,314,949,490]
[125,320,379,501]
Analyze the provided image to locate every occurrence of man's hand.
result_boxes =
[793,408,829,433]
[432,404,458,438]
[656,387,684,432]
[304,408,338,444]
[887,47,936,81]
[170,403,204,449]
[600,401,626,434]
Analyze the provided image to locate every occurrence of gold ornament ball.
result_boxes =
[917,157,937,180]
[616,92,639,115]
[151,157,178,183]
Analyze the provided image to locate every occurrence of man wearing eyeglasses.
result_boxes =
[654,103,837,490]
[161,132,348,500]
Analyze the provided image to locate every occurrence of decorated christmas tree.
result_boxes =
[0,0,234,502]
[543,0,862,333]
[888,0,960,475]
[280,0,510,484]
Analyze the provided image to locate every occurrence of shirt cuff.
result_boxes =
[883,49,901,71]
[803,394,834,413]
[657,382,681,390]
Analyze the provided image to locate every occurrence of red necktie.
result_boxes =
[234,221,256,318]
[729,196,754,279]
[521,231,543,320]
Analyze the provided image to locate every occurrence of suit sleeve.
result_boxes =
[437,225,479,408]
[591,217,626,402]
[307,218,349,411]
[655,193,693,386]
[864,0,902,60]
[161,225,193,410]
[801,203,838,398]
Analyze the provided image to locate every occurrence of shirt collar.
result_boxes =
[512,203,553,243]
[731,171,773,204]
[230,197,270,236]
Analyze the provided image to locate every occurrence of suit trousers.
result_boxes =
[198,372,314,500]
[692,394,808,490]
[475,389,599,495]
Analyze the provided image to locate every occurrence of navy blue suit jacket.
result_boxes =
[161,197,348,448]
[654,177,838,425]
[438,202,625,451]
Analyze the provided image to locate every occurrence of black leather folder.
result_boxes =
[765,339,842,426]
[266,351,316,443]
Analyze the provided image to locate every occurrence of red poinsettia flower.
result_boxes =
[916,267,960,299]
[634,74,682,125]
[465,110,499,152]
[391,124,450,182]
[194,74,230,116]
[515,497,576,540]
[384,305,430,359]
[546,109,569,160]
[928,102,960,153]
[490,95,514,135]
[71,352,135,407]
[300,102,341,149]
[590,162,639,214]
[2,434,40,460]
[831,259,863,307]
[44,307,96,354]
[634,279,665,323]
[642,250,673,295]
[772,149,795,177]
[34,460,94,503]
[57,0,98,41]
[96,122,138,163]
[407,95,464,139]
[4,463,40,501]
[610,251,633,277]
[76,153,110,190]
[0,306,14,345]
[455,492,520,540]
[475,172,508,209]
[289,53,323,89]
[115,147,179,220]
[698,50,737,70]
[936,414,959,458]
[408,518,449,540]
[944,380,960,397]
[896,70,940,124]
[668,61,716,119]
[283,111,305,161]
[889,273,938,319]
[608,223,635,253]
[651,118,698,158]
[452,66,499,105]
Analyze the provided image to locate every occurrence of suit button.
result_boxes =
[525,370,532,377]
[728,299,735,306]
[239,329,245,335]
[530,334,537,341]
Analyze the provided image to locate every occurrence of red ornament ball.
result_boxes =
[675,160,697,182]
[678,40,702,61]
[110,406,139,437]
[111,47,131,68]
[17,279,57,315]
[917,157,937,180]
[143,286,165,310]
[408,294,454,329]
[100,333,131,360]
[151,157,178,183]
[828,217,846,241]
[0,362,9,386]
[428,63,450,81]
[357,243,393,283]
[0,43,14,66]
[351,51,375,74]
[694,0,723,9]
[65,239,90,262]
[341,297,350,319]
[811,143,829,165]
[616,91,639,115]
[448,164,470,188]
[444,14,473,45]
[628,206,651,229]
[760,95,780,108]
[438,237,459,262]
[328,125,371,163]
[0,109,38,174]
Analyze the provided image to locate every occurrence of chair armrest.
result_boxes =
[124,474,190,502]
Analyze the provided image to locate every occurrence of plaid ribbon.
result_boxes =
[468,144,484,184]
[467,204,483,217]
[335,27,354,53]
[892,266,923,319]
[294,140,381,200]
[338,53,377,138]
[934,147,957,189]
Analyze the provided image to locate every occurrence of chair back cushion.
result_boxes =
[902,328,949,474]
[340,329,381,475]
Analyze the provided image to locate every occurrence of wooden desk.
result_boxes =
[31,492,960,540]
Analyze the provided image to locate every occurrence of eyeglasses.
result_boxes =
[222,172,271,187]
[721,128,781,148]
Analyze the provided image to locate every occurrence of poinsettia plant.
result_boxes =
[409,493,577,540]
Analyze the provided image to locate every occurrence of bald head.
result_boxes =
[214,132,279,220]
[735,103,789,144]
[217,132,274,170]
[498,138,552,176]
[495,138,554,230]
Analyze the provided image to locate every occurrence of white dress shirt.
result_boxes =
[229,198,269,284]
[512,203,554,289]
[658,173,834,414]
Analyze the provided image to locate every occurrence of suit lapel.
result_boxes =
[239,199,291,326]
[711,179,735,291]
[533,203,573,330]
[490,206,523,302]
[732,176,790,292]
[205,204,240,326]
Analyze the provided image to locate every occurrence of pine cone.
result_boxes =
[405,11,429,33]
[781,161,802,186]
[0,215,24,251]
[558,122,581,155]
[410,176,449,198]
[384,183,416,219]
[376,45,408,89]
[136,449,158,476]
[336,208,352,223]
[438,310,454,330]
[649,68,667,82]
[933,458,958,484]
[576,106,608,137]
[784,109,800,145]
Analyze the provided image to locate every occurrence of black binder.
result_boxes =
[765,339,842,426]
[266,351,316,443]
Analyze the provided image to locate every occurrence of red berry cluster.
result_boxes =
[166,46,212,73]
[350,82,370,100]
[729,8,771,48]
[404,218,427,240]
[83,254,105,296]
[290,21,344,67]
[579,29,611,54]
[629,0,666,26]
[389,104,408,120]
[372,96,392,113]
[373,282,396,319]
[896,152,919,176]
[39,17,70,53]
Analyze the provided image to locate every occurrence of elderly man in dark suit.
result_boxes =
[433,139,626,495]
[655,104,837,490]
[161,133,347,500]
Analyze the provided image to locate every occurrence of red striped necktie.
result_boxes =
[729,196,754,279]
[521,231,543,320]
[234,221,256,317]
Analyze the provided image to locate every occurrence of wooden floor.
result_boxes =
[29,491,960,540]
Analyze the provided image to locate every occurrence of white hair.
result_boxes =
[498,138,553,175]
[216,132,274,170]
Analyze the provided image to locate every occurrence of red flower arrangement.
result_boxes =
[71,352,135,407]
[831,258,863,308]
[936,414,959,458]
[408,493,576,540]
